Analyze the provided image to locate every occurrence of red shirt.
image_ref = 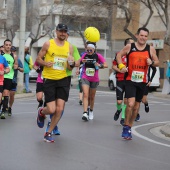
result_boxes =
[113,53,127,81]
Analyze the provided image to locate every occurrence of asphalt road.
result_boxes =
[0,82,170,170]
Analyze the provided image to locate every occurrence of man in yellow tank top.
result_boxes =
[36,23,75,142]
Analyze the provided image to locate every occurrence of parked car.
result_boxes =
[149,67,160,91]
[29,69,38,81]
[108,72,116,90]
[108,67,160,91]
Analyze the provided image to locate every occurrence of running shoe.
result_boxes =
[122,125,132,140]
[79,100,82,105]
[120,118,124,126]
[0,112,5,119]
[37,107,45,128]
[135,113,140,122]
[44,132,55,143]
[114,109,122,121]
[8,107,12,116]
[52,125,60,135]
[144,104,149,113]
[82,112,88,121]
[89,110,94,120]
[87,108,90,116]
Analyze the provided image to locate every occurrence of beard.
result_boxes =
[58,35,66,41]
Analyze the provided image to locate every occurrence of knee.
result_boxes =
[127,101,135,109]
[117,100,122,105]
[83,93,88,99]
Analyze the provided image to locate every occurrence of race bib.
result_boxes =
[86,68,95,77]
[131,71,144,82]
[53,57,67,70]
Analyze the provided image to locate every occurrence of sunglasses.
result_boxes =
[86,49,93,53]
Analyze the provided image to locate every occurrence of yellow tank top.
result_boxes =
[43,39,69,80]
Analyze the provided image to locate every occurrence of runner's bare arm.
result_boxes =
[36,41,54,67]
[13,54,18,69]
[116,44,130,64]
[116,44,130,72]
[67,44,75,70]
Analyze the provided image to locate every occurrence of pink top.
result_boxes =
[34,61,43,83]
[80,53,106,82]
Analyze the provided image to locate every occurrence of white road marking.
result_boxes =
[132,121,170,147]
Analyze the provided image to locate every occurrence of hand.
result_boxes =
[147,81,151,86]
[146,58,152,65]
[82,59,87,63]
[120,67,128,73]
[45,61,55,67]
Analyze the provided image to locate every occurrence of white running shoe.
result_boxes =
[82,112,89,121]
[89,111,94,120]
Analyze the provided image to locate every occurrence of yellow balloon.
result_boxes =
[84,27,100,42]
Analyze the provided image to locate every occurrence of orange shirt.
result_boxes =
[126,43,151,83]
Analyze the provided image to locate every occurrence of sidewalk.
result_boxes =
[15,92,35,99]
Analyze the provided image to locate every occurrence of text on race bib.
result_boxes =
[53,57,67,70]
[86,68,95,77]
[131,71,144,82]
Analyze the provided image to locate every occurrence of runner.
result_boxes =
[36,23,75,142]
[8,46,24,116]
[0,39,18,119]
[44,30,80,136]
[135,65,157,121]
[81,43,108,121]
[0,52,10,115]
[116,27,159,140]
[113,38,134,126]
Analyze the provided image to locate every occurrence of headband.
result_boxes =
[87,44,95,49]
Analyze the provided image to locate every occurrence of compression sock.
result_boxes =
[2,96,9,112]
[116,103,122,111]
[121,104,126,119]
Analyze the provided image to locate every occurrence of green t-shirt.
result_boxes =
[4,53,14,79]
[66,45,80,76]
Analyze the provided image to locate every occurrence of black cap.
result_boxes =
[11,46,17,52]
[56,23,68,31]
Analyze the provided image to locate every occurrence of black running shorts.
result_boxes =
[116,80,127,100]
[0,85,3,93]
[11,82,17,91]
[125,80,146,102]
[43,77,70,103]
[36,82,44,93]
[143,85,149,96]
[3,78,13,91]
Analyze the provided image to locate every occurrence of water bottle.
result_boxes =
[93,60,99,70]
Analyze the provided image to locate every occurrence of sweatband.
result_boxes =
[118,63,126,70]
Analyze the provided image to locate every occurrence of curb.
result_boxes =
[15,93,35,99]
[160,123,170,137]
[152,92,170,99]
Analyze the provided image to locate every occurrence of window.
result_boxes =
[2,24,6,37]
[40,23,46,36]
[3,0,7,8]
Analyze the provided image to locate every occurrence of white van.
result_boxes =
[149,67,160,91]
[108,67,160,91]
